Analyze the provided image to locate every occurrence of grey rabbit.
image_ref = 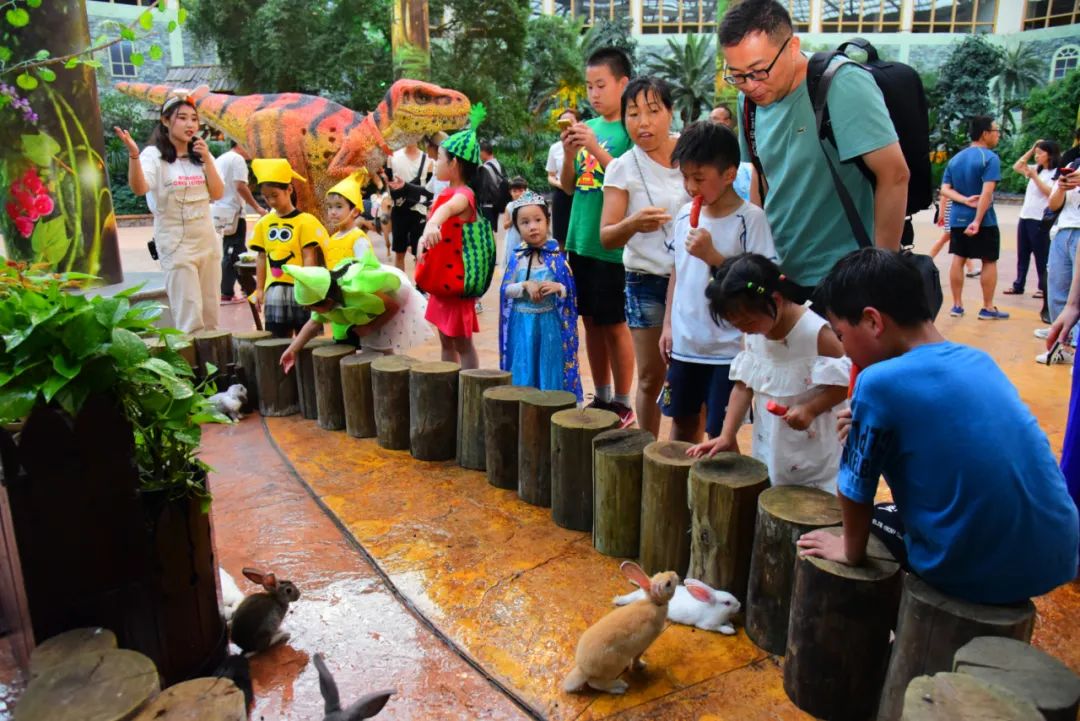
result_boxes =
[313,653,395,720]
[229,567,300,654]
[209,383,248,421]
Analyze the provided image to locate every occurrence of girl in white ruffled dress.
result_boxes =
[688,253,850,492]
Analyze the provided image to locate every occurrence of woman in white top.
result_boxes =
[115,90,225,334]
[599,77,690,436]
[1007,140,1059,318]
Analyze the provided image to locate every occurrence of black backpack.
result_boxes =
[478,160,512,211]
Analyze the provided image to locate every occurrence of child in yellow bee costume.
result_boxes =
[248,158,329,337]
[321,173,373,269]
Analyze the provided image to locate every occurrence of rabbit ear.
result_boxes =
[262,572,278,591]
[241,567,265,585]
[684,579,714,604]
[620,561,651,589]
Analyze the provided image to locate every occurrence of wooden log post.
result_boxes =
[231,330,272,409]
[784,527,902,721]
[340,352,384,439]
[517,390,577,507]
[639,441,696,577]
[132,677,247,721]
[14,648,159,721]
[296,338,335,420]
[877,575,1037,721]
[457,369,511,470]
[313,345,356,431]
[592,429,654,558]
[254,339,300,417]
[550,408,620,531]
[409,361,461,461]
[193,330,234,381]
[953,637,1080,721]
[745,486,842,655]
[371,355,418,450]
[901,673,1042,721]
[482,385,536,490]
[687,454,770,601]
[29,627,117,680]
[170,334,197,370]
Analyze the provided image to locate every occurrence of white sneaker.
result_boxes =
[1036,346,1074,365]
[1034,327,1050,340]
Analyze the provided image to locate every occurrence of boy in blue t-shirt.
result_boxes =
[798,248,1078,604]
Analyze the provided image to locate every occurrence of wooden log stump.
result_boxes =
[745,486,842,655]
[173,335,197,370]
[517,390,577,507]
[639,441,696,576]
[482,385,536,490]
[341,352,383,439]
[877,574,1037,721]
[296,337,335,420]
[231,331,272,408]
[550,408,620,531]
[953,637,1080,721]
[409,361,461,461]
[901,673,1042,721]
[457,369,512,470]
[132,677,247,721]
[29,627,117,679]
[371,355,418,450]
[14,648,160,721]
[254,338,299,417]
[192,330,233,381]
[592,429,654,557]
[312,345,356,431]
[784,527,902,721]
[687,454,770,601]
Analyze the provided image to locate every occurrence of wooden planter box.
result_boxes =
[0,396,226,685]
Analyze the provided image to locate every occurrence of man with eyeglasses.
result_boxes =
[719,0,909,305]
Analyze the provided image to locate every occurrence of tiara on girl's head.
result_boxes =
[508,190,548,214]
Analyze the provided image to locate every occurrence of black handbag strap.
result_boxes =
[742,98,767,203]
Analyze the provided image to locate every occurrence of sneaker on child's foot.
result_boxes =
[1034,327,1051,340]
[584,396,612,412]
[607,401,636,429]
[949,305,964,317]
[1036,346,1075,365]
[977,307,1010,320]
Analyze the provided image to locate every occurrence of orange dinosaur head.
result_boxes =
[329,80,471,178]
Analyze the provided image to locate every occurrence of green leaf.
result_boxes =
[34,50,49,61]
[64,58,79,69]
[41,372,72,402]
[16,73,37,91]
[5,8,30,28]
[30,218,69,265]
[140,357,181,377]
[62,310,108,359]
[139,11,153,30]
[27,0,42,7]
[149,44,163,61]
[109,327,149,367]
[0,388,36,423]
[121,27,137,41]
[83,59,102,70]
[22,133,62,166]
[178,7,188,24]
[131,52,144,67]
[51,353,81,380]
[38,67,56,83]
[0,47,11,62]
[167,20,178,33]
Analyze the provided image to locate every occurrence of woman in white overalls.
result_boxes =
[115,89,225,333]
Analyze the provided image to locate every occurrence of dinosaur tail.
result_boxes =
[115,81,173,108]
[115,82,248,142]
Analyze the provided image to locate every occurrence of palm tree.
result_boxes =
[990,44,1047,133]
[642,34,716,127]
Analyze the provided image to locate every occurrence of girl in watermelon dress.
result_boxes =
[416,105,497,370]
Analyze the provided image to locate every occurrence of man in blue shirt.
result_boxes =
[719,0,910,301]
[941,115,1007,320]
[799,249,1078,604]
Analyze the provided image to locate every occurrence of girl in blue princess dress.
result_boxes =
[498,191,582,400]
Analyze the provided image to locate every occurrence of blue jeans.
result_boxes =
[1049,228,1080,325]
[624,271,668,329]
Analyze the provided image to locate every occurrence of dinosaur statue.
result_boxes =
[116,79,470,216]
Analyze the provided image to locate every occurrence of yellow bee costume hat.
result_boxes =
[252,158,307,185]
[327,174,364,208]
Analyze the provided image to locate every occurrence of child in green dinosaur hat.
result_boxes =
[415,104,497,370]
[277,248,430,371]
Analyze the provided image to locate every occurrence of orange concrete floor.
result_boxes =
[1,207,1077,721]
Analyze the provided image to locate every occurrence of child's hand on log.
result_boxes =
[797,529,851,564]
[687,434,738,459]
[280,347,296,374]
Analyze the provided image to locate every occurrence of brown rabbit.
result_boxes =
[562,561,678,695]
[229,567,301,654]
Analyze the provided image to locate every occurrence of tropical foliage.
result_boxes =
[989,44,1046,134]
[928,36,1004,156]
[642,34,716,127]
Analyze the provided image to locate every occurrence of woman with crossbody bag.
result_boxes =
[600,77,689,436]
[387,144,433,271]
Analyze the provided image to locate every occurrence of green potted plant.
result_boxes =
[0,258,230,683]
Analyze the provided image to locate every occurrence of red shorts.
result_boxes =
[425,295,478,338]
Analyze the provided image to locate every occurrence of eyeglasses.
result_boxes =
[723,36,792,86]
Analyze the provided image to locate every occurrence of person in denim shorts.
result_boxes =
[600,77,690,435]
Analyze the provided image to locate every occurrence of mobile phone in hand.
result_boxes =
[1044,340,1063,365]
[557,118,573,131]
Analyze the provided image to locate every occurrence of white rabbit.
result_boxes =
[220,566,245,621]
[209,384,247,422]
[613,578,740,634]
